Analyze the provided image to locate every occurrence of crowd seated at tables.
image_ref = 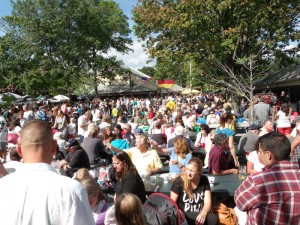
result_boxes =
[0,92,300,224]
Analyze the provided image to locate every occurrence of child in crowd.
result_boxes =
[75,169,112,225]
[115,193,145,225]
[67,117,76,139]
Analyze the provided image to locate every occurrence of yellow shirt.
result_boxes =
[166,101,176,111]
[124,147,163,175]
[112,108,118,117]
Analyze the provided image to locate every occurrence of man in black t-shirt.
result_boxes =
[60,138,90,177]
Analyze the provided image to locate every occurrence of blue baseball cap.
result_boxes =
[65,138,79,148]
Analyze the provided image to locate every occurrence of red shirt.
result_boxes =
[148,111,155,119]
[234,161,300,225]
[208,145,230,173]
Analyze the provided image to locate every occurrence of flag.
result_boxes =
[157,80,174,88]
[129,67,152,84]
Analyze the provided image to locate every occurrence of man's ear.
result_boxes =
[16,137,23,158]
[16,144,23,158]
[266,150,272,161]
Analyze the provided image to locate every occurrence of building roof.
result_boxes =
[129,67,151,79]
[96,84,157,95]
[254,64,300,89]
[168,84,184,91]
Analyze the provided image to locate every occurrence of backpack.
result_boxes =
[143,193,181,225]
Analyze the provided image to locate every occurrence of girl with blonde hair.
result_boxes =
[74,168,93,181]
[100,126,114,147]
[78,177,110,225]
[152,137,192,174]
[170,157,218,225]
[115,193,145,225]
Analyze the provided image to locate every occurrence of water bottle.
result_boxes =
[98,166,107,186]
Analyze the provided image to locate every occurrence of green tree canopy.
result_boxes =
[133,0,300,97]
[0,0,132,95]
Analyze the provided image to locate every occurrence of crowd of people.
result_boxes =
[0,91,299,225]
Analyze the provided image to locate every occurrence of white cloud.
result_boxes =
[108,39,156,69]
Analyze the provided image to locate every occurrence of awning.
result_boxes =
[254,64,300,89]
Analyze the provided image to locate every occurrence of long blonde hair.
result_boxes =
[74,168,93,181]
[102,126,113,141]
[174,137,190,158]
[181,157,203,199]
[219,112,233,127]
[115,193,145,225]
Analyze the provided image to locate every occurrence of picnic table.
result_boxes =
[144,174,244,197]
[235,122,250,133]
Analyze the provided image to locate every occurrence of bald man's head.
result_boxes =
[19,120,55,163]
[21,120,53,145]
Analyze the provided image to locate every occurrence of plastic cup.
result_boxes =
[238,165,247,180]
[150,175,156,186]
[207,176,215,188]
[163,175,168,183]
[93,168,99,178]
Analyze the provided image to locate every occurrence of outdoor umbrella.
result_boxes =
[53,95,70,102]
[36,95,46,102]
[3,92,23,100]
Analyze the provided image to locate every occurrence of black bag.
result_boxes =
[143,193,181,225]
[107,166,117,189]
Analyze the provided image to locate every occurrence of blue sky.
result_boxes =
[0,0,153,69]
[2,1,297,69]
[0,0,12,17]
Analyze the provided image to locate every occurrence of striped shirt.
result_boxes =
[234,161,300,225]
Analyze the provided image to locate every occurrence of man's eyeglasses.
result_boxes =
[256,149,262,154]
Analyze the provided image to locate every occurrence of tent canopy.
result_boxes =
[96,84,156,95]
[181,89,200,94]
[168,84,184,92]
[53,95,70,102]
[2,92,24,100]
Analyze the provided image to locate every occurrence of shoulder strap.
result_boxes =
[96,203,109,225]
